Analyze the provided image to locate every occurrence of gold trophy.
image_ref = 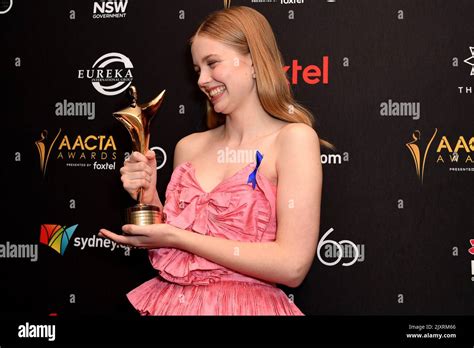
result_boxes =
[113,86,166,225]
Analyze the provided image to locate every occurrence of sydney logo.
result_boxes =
[40,224,78,255]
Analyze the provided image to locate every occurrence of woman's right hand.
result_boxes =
[120,150,158,204]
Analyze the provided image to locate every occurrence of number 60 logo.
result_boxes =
[0,0,13,14]
[317,228,360,266]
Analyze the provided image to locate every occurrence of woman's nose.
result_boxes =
[198,70,212,88]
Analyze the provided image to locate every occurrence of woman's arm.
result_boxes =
[168,226,298,287]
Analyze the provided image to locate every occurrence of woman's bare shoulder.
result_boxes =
[274,122,320,169]
[173,127,221,169]
[276,122,319,147]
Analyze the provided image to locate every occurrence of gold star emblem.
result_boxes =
[463,46,474,76]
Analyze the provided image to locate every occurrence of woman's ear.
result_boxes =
[248,56,255,75]
[243,52,253,67]
[242,53,255,77]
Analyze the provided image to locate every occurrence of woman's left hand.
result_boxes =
[99,223,176,249]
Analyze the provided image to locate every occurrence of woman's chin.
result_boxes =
[213,104,225,114]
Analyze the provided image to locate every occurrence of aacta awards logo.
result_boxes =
[78,52,133,96]
[406,129,474,183]
[405,129,438,184]
[469,239,474,281]
[35,129,62,177]
[35,129,118,176]
[40,224,78,256]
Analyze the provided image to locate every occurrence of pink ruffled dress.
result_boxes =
[127,155,304,315]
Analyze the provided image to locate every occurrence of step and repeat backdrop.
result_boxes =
[1,0,473,325]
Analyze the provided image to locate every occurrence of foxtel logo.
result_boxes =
[283,57,329,85]
[40,224,78,255]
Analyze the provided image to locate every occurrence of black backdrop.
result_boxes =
[1,0,473,344]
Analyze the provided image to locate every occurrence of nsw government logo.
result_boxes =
[78,52,133,96]
[93,0,128,19]
[40,224,78,255]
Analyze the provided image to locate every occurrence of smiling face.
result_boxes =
[191,35,255,115]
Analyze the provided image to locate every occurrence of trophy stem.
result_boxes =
[137,187,144,204]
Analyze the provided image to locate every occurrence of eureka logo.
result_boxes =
[40,224,78,255]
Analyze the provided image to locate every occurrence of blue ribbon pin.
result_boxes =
[247,150,263,190]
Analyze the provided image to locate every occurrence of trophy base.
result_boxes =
[127,204,165,225]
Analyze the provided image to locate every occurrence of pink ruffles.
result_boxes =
[127,278,303,315]
[127,161,304,315]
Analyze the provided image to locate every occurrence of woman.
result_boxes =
[99,6,326,315]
